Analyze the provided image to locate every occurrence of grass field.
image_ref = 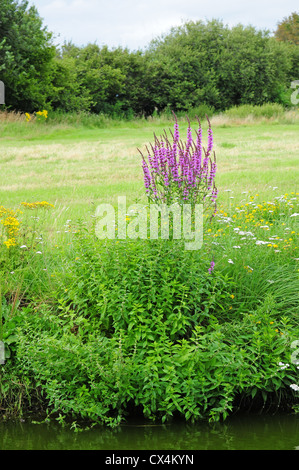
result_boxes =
[1,111,298,227]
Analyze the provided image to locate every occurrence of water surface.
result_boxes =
[0,412,298,450]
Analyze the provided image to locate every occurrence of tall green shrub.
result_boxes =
[0,0,56,112]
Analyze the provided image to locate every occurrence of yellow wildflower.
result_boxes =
[21,201,54,209]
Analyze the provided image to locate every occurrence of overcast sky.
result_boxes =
[29,0,298,50]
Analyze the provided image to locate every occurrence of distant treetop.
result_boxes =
[275,12,299,45]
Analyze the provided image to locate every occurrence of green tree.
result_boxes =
[76,44,125,114]
[218,26,292,108]
[50,54,93,112]
[274,13,299,105]
[96,46,156,116]
[146,20,224,112]
[275,12,299,45]
[146,20,294,111]
[0,0,56,112]
[54,43,156,117]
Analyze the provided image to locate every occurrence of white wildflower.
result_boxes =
[290,384,299,392]
[237,231,254,237]
[278,362,289,370]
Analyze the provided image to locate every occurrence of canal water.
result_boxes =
[0,412,298,450]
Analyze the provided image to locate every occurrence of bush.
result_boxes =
[55,233,232,338]
[1,192,298,426]
[2,260,297,426]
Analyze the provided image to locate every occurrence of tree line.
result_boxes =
[1,0,298,116]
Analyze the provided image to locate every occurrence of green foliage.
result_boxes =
[1,6,298,115]
[54,235,233,340]
[50,55,93,112]
[0,191,298,425]
[1,290,297,425]
[275,12,299,45]
[50,43,156,117]
[147,20,295,111]
[146,20,224,111]
[0,0,56,112]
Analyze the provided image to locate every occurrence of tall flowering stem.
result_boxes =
[138,113,218,214]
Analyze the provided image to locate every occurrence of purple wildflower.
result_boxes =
[207,158,217,190]
[206,118,213,157]
[138,113,217,209]
[211,184,218,203]
[142,158,152,194]
[194,125,202,175]
[185,116,192,159]
[173,112,180,142]
[183,186,189,201]
[208,260,215,274]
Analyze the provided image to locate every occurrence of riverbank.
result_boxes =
[0,109,298,426]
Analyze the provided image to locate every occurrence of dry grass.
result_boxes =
[0,140,141,192]
[210,109,299,127]
[0,110,26,122]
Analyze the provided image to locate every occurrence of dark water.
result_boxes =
[0,413,298,450]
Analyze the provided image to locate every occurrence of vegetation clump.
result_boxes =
[0,114,298,427]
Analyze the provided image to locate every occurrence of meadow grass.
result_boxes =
[0,110,298,224]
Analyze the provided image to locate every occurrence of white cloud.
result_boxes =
[30,0,299,50]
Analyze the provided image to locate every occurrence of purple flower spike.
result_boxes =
[185,116,193,159]
[208,260,215,274]
[138,113,218,210]
[142,158,152,193]
[206,123,213,157]
[195,126,202,175]
[173,112,180,142]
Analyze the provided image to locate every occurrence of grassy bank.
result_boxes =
[0,107,298,426]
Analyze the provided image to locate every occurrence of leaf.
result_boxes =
[4,334,18,345]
